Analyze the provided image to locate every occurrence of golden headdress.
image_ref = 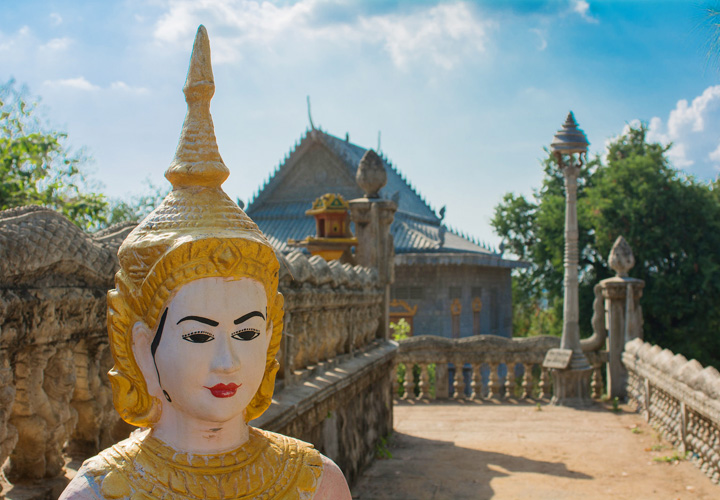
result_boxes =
[107,25,283,427]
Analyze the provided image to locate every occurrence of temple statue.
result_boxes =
[60,25,351,500]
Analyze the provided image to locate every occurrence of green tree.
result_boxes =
[0,80,108,229]
[494,125,720,368]
[0,80,166,230]
[104,180,168,227]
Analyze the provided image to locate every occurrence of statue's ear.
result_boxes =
[132,321,161,397]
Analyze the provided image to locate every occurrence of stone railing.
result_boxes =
[624,339,720,485]
[395,334,607,400]
[0,206,393,496]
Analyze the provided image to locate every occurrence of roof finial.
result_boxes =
[165,25,229,189]
[307,95,315,130]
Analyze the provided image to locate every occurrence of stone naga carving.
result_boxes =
[60,25,350,500]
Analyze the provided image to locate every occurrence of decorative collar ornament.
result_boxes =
[83,428,322,500]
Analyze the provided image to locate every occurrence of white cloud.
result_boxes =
[42,78,150,94]
[571,0,598,24]
[43,77,100,91]
[646,85,720,175]
[41,37,72,51]
[360,3,490,70]
[50,13,63,26]
[152,0,491,69]
[110,81,149,94]
[530,28,547,51]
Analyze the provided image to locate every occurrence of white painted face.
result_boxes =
[148,277,270,424]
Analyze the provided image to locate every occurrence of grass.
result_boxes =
[652,451,689,463]
[375,435,393,460]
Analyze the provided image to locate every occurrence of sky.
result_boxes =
[2,0,720,247]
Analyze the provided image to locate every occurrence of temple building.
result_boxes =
[245,128,526,338]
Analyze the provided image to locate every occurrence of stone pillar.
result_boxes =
[549,116,593,407]
[599,236,644,400]
[349,150,397,340]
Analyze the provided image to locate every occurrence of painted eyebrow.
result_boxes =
[234,311,266,325]
[177,316,219,327]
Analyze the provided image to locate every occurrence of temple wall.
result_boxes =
[0,206,395,497]
[392,263,513,338]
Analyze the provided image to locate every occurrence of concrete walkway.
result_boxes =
[352,400,718,500]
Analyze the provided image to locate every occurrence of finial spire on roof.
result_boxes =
[307,95,315,130]
[165,25,229,189]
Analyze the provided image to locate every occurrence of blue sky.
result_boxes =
[2,0,720,246]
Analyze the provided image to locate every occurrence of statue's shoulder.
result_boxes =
[252,428,350,500]
[250,427,324,493]
[59,432,145,500]
[252,427,320,460]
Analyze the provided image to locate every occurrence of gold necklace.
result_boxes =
[85,427,323,499]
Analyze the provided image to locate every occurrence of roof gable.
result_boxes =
[246,128,514,263]
[247,129,439,222]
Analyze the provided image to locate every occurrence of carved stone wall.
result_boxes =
[624,339,720,485]
[0,206,393,496]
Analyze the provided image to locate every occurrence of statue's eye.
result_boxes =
[182,331,214,343]
[232,328,260,341]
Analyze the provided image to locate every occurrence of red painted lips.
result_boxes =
[204,383,241,398]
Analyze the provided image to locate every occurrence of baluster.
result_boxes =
[418,364,430,400]
[453,362,464,399]
[591,367,603,399]
[540,367,552,399]
[470,363,482,400]
[488,363,500,399]
[504,362,516,400]
[392,361,400,398]
[522,363,533,399]
[402,363,415,400]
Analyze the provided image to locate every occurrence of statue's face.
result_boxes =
[150,277,270,424]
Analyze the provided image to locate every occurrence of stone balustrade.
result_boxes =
[624,339,720,485]
[395,334,607,400]
[0,206,390,495]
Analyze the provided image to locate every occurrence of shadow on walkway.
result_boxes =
[352,431,591,500]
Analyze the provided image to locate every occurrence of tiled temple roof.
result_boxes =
[246,129,525,268]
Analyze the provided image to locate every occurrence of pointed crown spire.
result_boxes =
[165,25,229,189]
[550,111,590,155]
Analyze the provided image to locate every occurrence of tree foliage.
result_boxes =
[0,80,166,230]
[493,125,720,368]
[0,80,108,229]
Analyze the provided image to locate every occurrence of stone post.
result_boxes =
[548,112,592,407]
[599,236,644,400]
[349,150,397,340]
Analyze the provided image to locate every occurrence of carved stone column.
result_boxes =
[349,150,397,340]
[599,236,644,400]
[548,112,592,407]
[42,347,78,478]
[8,345,54,481]
[0,350,18,482]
